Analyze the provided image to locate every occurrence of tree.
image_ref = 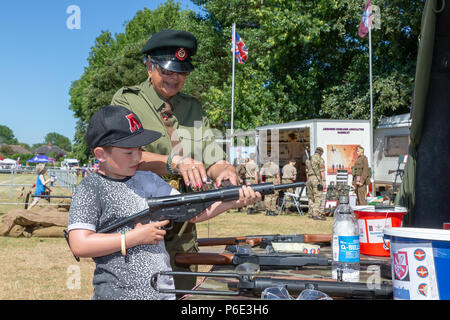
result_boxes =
[69,0,425,161]
[44,132,72,152]
[191,0,423,125]
[0,125,18,145]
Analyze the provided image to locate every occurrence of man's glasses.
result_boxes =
[152,62,189,77]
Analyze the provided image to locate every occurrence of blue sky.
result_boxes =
[0,0,200,147]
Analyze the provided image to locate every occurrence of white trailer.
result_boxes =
[254,119,372,187]
[226,119,372,208]
[373,113,411,191]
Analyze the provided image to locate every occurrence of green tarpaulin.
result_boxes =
[396,0,450,227]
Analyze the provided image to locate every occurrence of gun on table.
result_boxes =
[197,234,332,248]
[150,271,393,299]
[175,252,392,278]
[97,182,305,233]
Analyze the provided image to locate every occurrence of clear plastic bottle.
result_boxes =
[332,195,360,282]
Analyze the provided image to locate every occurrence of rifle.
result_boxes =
[388,169,404,175]
[175,252,392,278]
[150,271,393,299]
[97,181,305,233]
[197,233,332,248]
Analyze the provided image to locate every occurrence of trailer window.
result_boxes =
[384,135,409,157]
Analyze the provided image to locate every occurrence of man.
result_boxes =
[244,153,260,214]
[282,159,297,184]
[352,146,370,205]
[287,132,305,181]
[260,154,281,216]
[305,147,326,220]
[110,29,239,293]
[281,159,297,214]
[235,158,247,185]
[245,153,259,185]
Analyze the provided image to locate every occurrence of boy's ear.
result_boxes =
[93,147,107,162]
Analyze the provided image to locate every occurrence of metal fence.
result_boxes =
[0,168,78,206]
[48,168,78,194]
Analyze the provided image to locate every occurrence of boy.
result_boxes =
[68,105,259,300]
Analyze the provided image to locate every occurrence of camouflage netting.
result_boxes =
[0,203,70,237]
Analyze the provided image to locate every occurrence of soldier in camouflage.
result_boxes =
[245,153,261,214]
[352,146,370,205]
[281,159,297,214]
[305,147,326,220]
[260,154,281,216]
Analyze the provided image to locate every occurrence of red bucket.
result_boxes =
[354,206,407,257]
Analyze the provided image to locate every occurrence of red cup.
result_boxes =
[443,223,450,230]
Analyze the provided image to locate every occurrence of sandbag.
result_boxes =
[0,208,68,237]
[32,226,68,237]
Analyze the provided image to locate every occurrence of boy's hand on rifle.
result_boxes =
[132,220,169,245]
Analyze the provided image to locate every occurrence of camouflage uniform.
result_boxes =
[245,160,262,213]
[245,160,259,184]
[305,151,325,218]
[352,154,370,205]
[282,162,297,185]
[281,162,297,212]
[260,161,280,213]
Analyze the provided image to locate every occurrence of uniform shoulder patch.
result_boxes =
[121,86,141,94]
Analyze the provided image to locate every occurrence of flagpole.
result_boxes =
[231,23,236,136]
[368,19,374,197]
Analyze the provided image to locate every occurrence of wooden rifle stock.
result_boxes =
[197,237,261,247]
[302,234,332,243]
[197,234,332,247]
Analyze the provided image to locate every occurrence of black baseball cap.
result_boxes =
[141,29,197,73]
[85,105,161,149]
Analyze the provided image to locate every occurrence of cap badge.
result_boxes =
[175,47,187,61]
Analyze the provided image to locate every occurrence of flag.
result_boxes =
[231,31,248,64]
[358,0,372,38]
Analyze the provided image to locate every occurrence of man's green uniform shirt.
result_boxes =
[111,80,225,169]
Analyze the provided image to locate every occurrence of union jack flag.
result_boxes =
[358,0,372,38]
[231,31,248,64]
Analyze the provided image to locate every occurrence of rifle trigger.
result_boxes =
[162,220,174,231]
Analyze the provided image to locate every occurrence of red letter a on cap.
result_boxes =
[126,114,142,132]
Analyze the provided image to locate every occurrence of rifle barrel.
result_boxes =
[151,271,393,299]
[273,182,305,191]
[232,276,393,299]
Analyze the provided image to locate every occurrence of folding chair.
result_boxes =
[278,185,305,216]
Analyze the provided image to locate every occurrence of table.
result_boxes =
[180,244,393,300]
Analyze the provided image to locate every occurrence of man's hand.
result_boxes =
[172,156,208,189]
[172,157,239,190]
[207,160,239,187]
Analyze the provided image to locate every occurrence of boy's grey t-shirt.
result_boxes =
[68,171,178,300]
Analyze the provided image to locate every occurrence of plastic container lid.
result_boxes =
[384,227,450,241]
[354,205,407,213]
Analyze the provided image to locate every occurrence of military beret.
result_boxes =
[142,29,197,73]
